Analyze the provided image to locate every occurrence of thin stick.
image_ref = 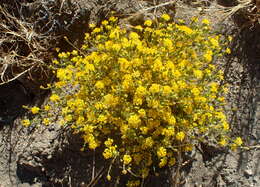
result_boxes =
[0,66,35,85]
[242,144,260,150]
[92,150,96,180]
[86,166,105,187]
[172,151,182,187]
[123,0,178,21]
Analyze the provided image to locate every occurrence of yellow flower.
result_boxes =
[191,17,198,22]
[163,38,173,48]
[71,50,78,56]
[98,114,107,123]
[140,126,148,135]
[44,105,51,111]
[133,96,143,105]
[161,14,170,21]
[209,37,219,48]
[101,20,108,25]
[234,137,243,146]
[193,69,203,79]
[95,102,104,110]
[135,25,143,31]
[118,58,131,71]
[157,147,167,158]
[123,154,132,165]
[103,94,118,108]
[76,116,84,126]
[225,48,231,54]
[210,82,218,92]
[169,157,176,166]
[92,27,101,33]
[217,97,225,102]
[89,23,96,28]
[168,116,176,125]
[202,18,210,25]
[153,59,163,72]
[109,16,117,22]
[176,25,193,35]
[22,119,31,127]
[219,138,227,146]
[143,137,154,148]
[162,127,175,136]
[103,147,116,159]
[106,175,111,181]
[50,94,60,102]
[52,60,59,64]
[135,86,147,96]
[222,122,229,131]
[122,169,127,174]
[31,106,40,114]
[128,114,141,127]
[184,145,193,151]
[149,84,160,94]
[58,52,68,59]
[149,99,160,109]
[138,109,146,117]
[144,20,152,27]
[84,33,90,40]
[65,114,73,122]
[95,81,105,89]
[120,124,129,134]
[43,118,50,125]
[162,86,172,96]
[111,43,121,52]
[159,157,167,168]
[176,132,185,141]
[194,96,207,103]
[104,138,114,147]
[204,52,212,62]
[173,70,181,79]
[129,32,139,40]
[191,87,200,96]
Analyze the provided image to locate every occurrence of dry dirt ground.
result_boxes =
[0,0,259,186]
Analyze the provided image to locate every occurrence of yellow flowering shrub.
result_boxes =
[32,15,241,180]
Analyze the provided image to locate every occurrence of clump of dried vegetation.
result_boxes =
[0,0,89,90]
[215,0,260,27]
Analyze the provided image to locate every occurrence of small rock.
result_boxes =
[244,169,253,177]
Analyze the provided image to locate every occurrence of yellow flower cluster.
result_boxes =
[31,106,40,114]
[44,15,239,180]
[22,119,31,127]
[231,137,243,150]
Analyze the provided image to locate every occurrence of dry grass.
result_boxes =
[218,0,252,18]
[120,0,176,26]
[0,0,82,87]
[0,3,54,86]
[209,0,259,24]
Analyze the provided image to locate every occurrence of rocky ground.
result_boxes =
[0,0,259,186]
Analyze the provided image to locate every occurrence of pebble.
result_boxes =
[244,169,253,177]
